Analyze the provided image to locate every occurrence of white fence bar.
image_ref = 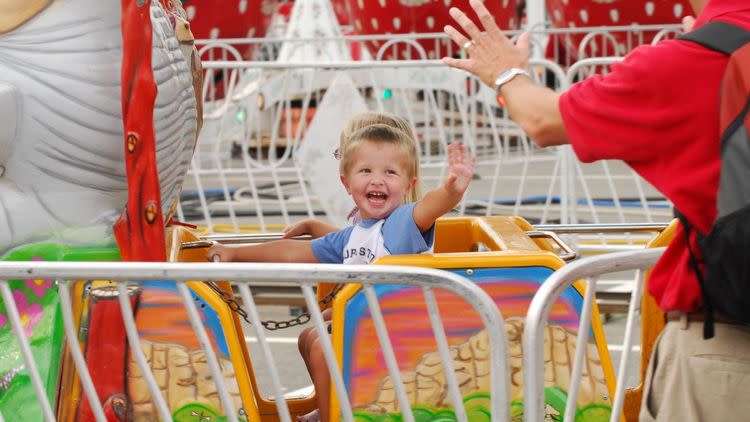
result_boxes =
[300,284,355,422]
[185,39,674,234]
[177,282,239,422]
[0,261,509,422]
[523,248,665,422]
[532,223,669,234]
[564,275,598,422]
[363,285,416,422]
[423,287,470,422]
[236,283,293,422]
[116,282,174,421]
[195,24,682,65]
[610,269,648,421]
[57,282,107,422]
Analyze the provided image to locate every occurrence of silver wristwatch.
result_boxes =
[493,67,530,93]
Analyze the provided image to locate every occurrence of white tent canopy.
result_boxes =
[276,0,352,63]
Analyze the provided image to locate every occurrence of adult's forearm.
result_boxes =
[500,76,569,147]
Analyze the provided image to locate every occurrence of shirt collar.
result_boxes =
[358,218,380,228]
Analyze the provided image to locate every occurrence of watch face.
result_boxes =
[495,68,529,90]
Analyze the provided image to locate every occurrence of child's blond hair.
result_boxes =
[340,124,420,205]
[340,112,421,202]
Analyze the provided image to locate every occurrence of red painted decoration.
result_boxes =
[276,1,294,21]
[331,0,351,26]
[345,0,520,60]
[77,290,138,422]
[114,0,166,262]
[546,0,694,60]
[184,0,273,56]
[186,0,274,100]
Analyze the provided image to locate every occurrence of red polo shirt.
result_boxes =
[559,0,750,312]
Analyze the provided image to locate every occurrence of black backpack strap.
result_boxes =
[678,21,750,55]
[674,209,715,339]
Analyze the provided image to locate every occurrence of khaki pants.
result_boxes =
[640,319,750,421]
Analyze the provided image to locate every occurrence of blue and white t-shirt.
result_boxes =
[310,203,435,264]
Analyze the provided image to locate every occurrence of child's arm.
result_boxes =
[282,218,340,239]
[207,240,319,263]
[413,142,476,232]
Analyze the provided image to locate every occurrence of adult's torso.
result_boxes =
[559,0,750,312]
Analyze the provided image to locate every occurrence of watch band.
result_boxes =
[493,67,530,93]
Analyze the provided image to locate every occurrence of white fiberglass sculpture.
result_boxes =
[0,0,202,254]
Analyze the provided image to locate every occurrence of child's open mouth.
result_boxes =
[366,192,388,204]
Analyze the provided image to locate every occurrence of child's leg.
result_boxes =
[296,308,334,422]
[308,335,331,422]
[298,308,332,365]
[298,325,316,363]
[296,335,330,422]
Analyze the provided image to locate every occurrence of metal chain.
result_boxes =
[203,281,345,331]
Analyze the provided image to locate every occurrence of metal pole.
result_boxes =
[526,0,547,60]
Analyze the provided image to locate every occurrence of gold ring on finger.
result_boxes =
[462,40,476,51]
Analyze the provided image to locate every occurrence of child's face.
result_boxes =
[340,140,416,221]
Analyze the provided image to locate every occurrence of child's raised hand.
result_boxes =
[444,142,476,196]
[206,242,235,262]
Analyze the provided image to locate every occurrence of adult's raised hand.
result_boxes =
[442,0,530,88]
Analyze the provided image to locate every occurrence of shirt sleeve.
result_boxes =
[381,203,435,255]
[310,227,353,263]
[559,41,707,164]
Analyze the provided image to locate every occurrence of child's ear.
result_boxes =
[340,174,352,194]
[403,177,417,202]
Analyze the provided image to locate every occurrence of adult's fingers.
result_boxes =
[441,56,475,74]
[448,7,483,41]
[516,31,531,58]
[469,0,504,39]
[444,24,471,50]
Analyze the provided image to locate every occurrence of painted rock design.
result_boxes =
[359,318,609,414]
[127,340,244,421]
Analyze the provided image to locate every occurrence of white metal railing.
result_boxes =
[0,261,509,422]
[185,223,665,317]
[183,24,685,232]
[523,247,666,422]
[180,55,670,234]
[195,24,684,66]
